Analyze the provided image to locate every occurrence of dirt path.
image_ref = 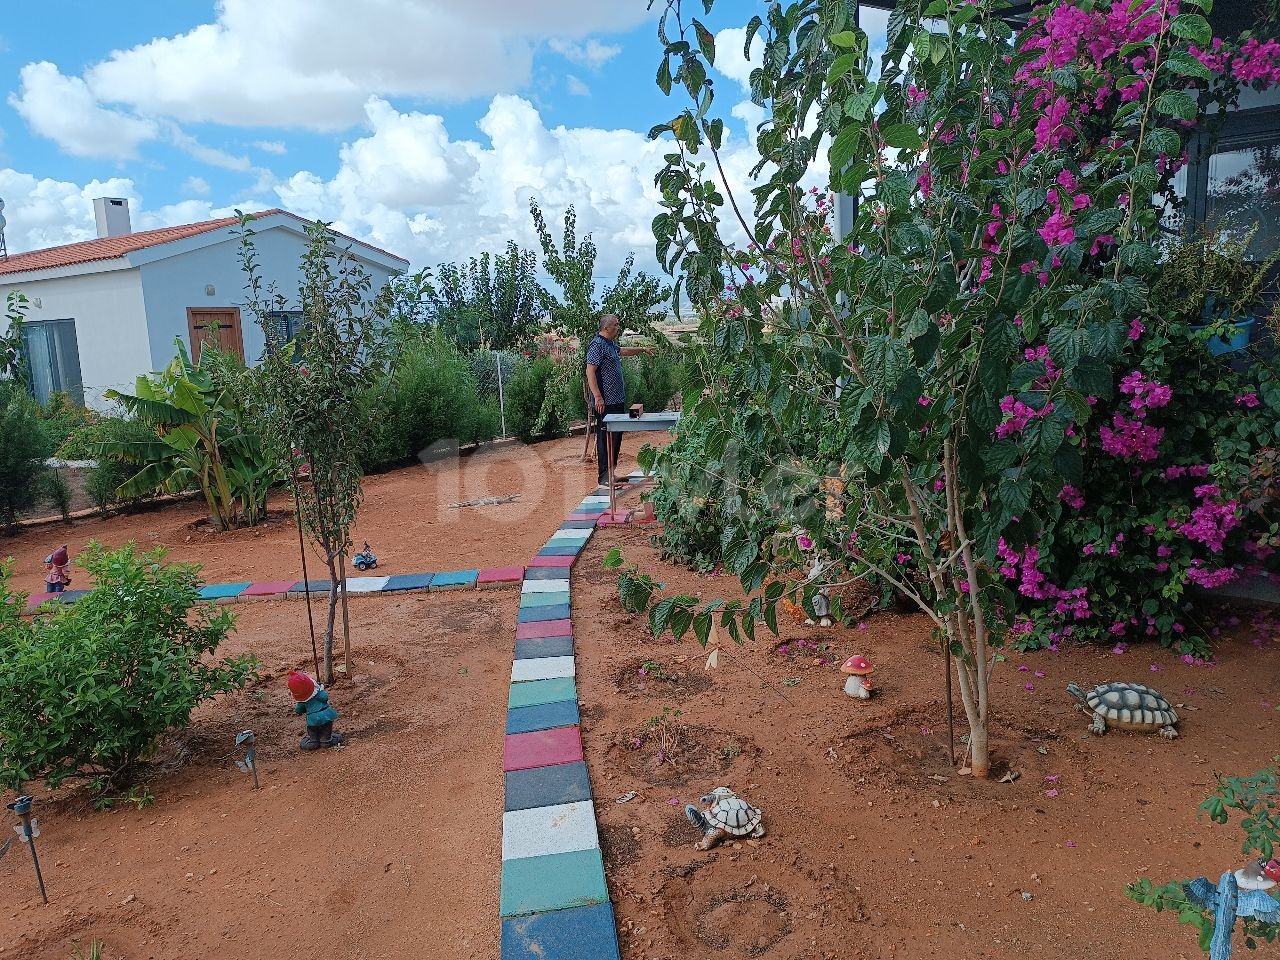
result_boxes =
[2,436,618,595]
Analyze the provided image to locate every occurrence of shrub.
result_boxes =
[0,381,52,528]
[34,392,98,455]
[504,356,566,443]
[0,544,256,791]
[80,417,158,513]
[624,351,684,414]
[361,335,500,471]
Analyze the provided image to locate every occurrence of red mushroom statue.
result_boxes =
[841,654,874,699]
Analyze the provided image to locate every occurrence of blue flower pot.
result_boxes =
[1202,316,1256,356]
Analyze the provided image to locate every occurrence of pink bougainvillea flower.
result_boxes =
[1024,682,1035,691]
[1150,663,1161,672]
[1045,788,1059,798]
[668,798,681,806]
[797,534,814,551]
[1035,670,1046,678]
[1044,775,1060,783]
[1018,664,1030,673]
[857,622,868,631]
[1112,643,1128,655]
[1065,840,1077,848]
[921,726,932,735]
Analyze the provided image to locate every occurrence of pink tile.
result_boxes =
[240,580,301,598]
[503,726,584,772]
[595,510,632,527]
[24,592,55,612]
[478,566,524,586]
[516,619,573,640]
[563,513,601,522]
[529,555,575,569]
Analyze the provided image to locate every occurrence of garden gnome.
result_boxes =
[841,654,874,699]
[43,545,71,593]
[287,670,343,750]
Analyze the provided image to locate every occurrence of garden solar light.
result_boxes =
[235,730,260,789]
[6,795,49,903]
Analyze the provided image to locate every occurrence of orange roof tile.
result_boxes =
[0,210,284,277]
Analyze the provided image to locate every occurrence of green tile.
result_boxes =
[499,848,609,917]
[519,590,571,608]
[508,677,577,709]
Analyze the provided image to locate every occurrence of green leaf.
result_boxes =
[1154,90,1197,121]
[1164,50,1213,81]
[830,30,861,48]
[829,124,862,174]
[1170,13,1212,46]
[603,547,624,569]
[657,56,673,96]
[827,52,860,86]
[693,19,716,63]
[881,123,923,150]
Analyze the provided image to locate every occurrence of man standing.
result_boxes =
[585,314,649,485]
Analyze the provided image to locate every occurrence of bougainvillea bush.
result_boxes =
[1007,313,1280,657]
[646,0,1280,777]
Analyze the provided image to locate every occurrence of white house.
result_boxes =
[0,199,409,409]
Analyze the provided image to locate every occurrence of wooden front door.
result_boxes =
[186,308,245,364]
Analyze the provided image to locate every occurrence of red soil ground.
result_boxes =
[2,440,1277,960]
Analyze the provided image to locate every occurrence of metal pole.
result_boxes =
[7,797,48,904]
[495,351,507,437]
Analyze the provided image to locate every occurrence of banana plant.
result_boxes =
[101,340,276,530]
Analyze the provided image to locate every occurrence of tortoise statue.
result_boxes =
[1067,681,1179,739]
[685,787,766,850]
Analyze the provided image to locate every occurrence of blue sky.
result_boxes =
[0,1,886,274]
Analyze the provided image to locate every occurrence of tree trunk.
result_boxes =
[968,713,990,780]
[322,557,340,685]
[338,552,352,679]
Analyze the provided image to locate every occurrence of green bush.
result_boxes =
[35,392,97,454]
[623,352,684,414]
[505,356,567,443]
[0,381,52,528]
[0,543,256,791]
[361,335,500,471]
[80,417,158,512]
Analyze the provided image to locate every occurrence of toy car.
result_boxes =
[353,542,378,571]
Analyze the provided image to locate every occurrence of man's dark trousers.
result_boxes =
[595,403,626,484]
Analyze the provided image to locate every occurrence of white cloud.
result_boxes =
[9,62,158,159]
[254,140,288,155]
[30,0,653,136]
[165,125,253,172]
[182,176,211,196]
[712,27,765,94]
[565,75,591,97]
[549,38,622,70]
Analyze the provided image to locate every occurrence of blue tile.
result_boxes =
[501,903,620,960]
[538,545,582,557]
[514,636,574,660]
[519,590,571,608]
[382,572,434,592]
[287,579,332,595]
[524,567,571,581]
[517,604,572,623]
[431,569,478,590]
[559,519,598,529]
[506,700,580,735]
[199,582,250,600]
[504,761,593,812]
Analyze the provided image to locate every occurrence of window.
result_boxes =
[1184,106,1280,262]
[21,318,83,406]
[267,310,305,342]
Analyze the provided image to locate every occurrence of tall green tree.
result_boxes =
[428,241,543,351]
[237,214,383,684]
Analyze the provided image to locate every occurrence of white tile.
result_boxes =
[522,579,571,594]
[579,496,611,505]
[550,529,592,541]
[502,801,599,861]
[343,576,390,593]
[511,656,576,683]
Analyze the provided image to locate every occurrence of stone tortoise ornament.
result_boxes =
[1066,680,1179,738]
[685,787,766,851]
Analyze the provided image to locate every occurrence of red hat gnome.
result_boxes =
[43,544,72,593]
[287,670,342,751]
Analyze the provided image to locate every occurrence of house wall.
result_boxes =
[138,227,404,371]
[0,267,150,410]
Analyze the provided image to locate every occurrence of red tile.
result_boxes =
[503,726,584,772]
[24,592,55,612]
[516,619,573,640]
[240,580,301,597]
[563,513,601,522]
[595,510,632,527]
[528,555,575,569]
[478,566,524,586]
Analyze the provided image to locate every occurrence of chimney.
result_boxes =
[93,197,132,238]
